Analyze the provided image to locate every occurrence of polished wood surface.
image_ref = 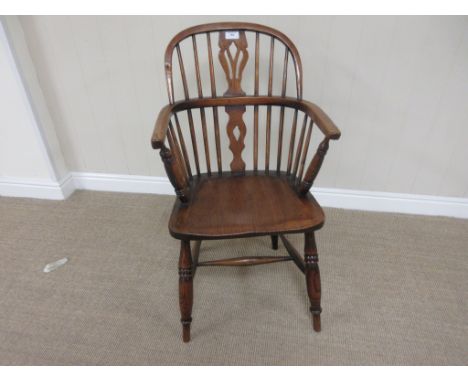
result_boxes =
[178,241,193,343]
[304,231,322,332]
[279,234,305,273]
[198,255,292,267]
[168,174,324,240]
[151,22,340,342]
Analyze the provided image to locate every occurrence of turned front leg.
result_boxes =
[179,240,193,342]
[304,231,322,332]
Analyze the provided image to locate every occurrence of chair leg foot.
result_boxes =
[305,231,322,333]
[182,320,192,342]
[311,310,321,332]
[179,240,193,343]
[271,235,279,250]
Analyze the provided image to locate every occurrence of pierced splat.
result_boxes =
[226,106,247,173]
[219,31,249,173]
[218,30,249,96]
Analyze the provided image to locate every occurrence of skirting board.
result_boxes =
[0,173,74,200]
[1,171,468,219]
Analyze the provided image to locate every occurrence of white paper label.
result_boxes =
[225,31,240,40]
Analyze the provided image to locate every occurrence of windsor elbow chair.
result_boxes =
[151,22,341,342]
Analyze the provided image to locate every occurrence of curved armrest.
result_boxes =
[151,103,175,149]
[151,96,341,144]
[150,103,190,203]
[298,100,341,140]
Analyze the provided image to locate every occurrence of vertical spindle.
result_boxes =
[192,35,211,175]
[207,32,222,174]
[276,47,289,173]
[286,109,298,175]
[253,32,260,172]
[292,114,308,179]
[173,114,192,179]
[297,120,313,182]
[265,37,275,173]
[176,43,200,176]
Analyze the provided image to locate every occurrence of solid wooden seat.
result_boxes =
[169,174,324,240]
[151,22,341,342]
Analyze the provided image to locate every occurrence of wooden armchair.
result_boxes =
[151,22,341,342]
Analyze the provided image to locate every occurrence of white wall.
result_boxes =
[0,17,73,199]
[0,19,51,180]
[18,15,468,199]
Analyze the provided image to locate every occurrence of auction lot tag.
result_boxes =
[225,31,240,40]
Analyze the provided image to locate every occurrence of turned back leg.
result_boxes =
[179,240,193,342]
[304,231,322,332]
[270,235,279,250]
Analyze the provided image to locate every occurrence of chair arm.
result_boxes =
[151,103,175,149]
[154,96,341,141]
[298,100,341,140]
[150,104,190,203]
[294,101,340,195]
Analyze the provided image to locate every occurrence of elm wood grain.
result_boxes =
[168,174,325,240]
[152,22,341,342]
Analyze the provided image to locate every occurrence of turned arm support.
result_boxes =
[295,102,340,196]
[151,104,190,203]
[298,138,330,196]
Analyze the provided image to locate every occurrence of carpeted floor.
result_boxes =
[0,190,466,365]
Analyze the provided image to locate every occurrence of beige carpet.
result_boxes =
[0,190,466,365]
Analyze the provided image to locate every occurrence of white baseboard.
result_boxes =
[59,173,75,199]
[0,174,73,200]
[71,172,174,195]
[312,187,468,219]
[2,172,467,219]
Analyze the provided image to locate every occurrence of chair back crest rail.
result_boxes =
[153,22,340,203]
